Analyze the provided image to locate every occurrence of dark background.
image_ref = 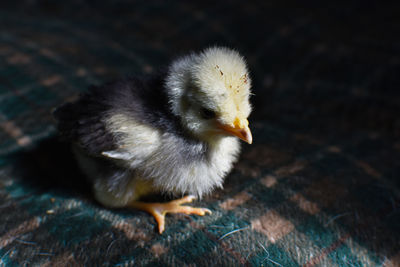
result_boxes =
[2,1,399,137]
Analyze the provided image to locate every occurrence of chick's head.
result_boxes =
[166,47,252,144]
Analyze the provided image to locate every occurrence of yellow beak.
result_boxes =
[218,119,253,144]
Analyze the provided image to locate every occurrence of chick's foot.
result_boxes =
[129,195,212,234]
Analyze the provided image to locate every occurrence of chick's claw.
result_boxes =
[172,195,196,205]
[129,195,212,234]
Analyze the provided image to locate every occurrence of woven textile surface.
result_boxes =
[0,1,399,266]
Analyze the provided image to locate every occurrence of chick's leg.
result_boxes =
[129,195,211,234]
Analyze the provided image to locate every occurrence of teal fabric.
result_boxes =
[0,1,399,266]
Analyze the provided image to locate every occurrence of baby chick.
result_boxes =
[54,47,252,233]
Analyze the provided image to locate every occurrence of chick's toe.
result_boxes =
[129,196,211,234]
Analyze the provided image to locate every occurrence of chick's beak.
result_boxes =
[218,118,253,144]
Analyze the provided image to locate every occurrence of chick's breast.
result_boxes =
[105,110,241,198]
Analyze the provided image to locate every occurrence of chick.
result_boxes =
[54,47,252,233]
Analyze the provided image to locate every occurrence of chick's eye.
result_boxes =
[200,107,216,120]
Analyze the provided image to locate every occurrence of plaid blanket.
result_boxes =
[1,1,399,266]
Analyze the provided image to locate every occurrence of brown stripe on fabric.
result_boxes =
[345,238,380,266]
[259,161,307,190]
[39,48,58,59]
[7,53,31,65]
[42,252,83,267]
[150,242,168,258]
[326,146,341,153]
[354,160,382,179]
[0,217,41,248]
[347,157,399,199]
[219,191,251,210]
[16,136,31,146]
[251,210,294,243]
[219,240,249,266]
[274,160,307,177]
[235,161,261,178]
[0,120,32,146]
[60,200,150,247]
[76,68,87,77]
[41,75,62,87]
[96,209,151,247]
[276,231,335,266]
[260,175,277,188]
[143,64,154,74]
[383,251,400,267]
[63,94,81,103]
[94,66,107,75]
[303,233,350,267]
[112,220,150,244]
[289,193,320,215]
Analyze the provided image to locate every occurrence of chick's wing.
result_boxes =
[53,81,163,168]
[53,89,116,156]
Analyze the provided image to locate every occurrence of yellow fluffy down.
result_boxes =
[192,47,252,125]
